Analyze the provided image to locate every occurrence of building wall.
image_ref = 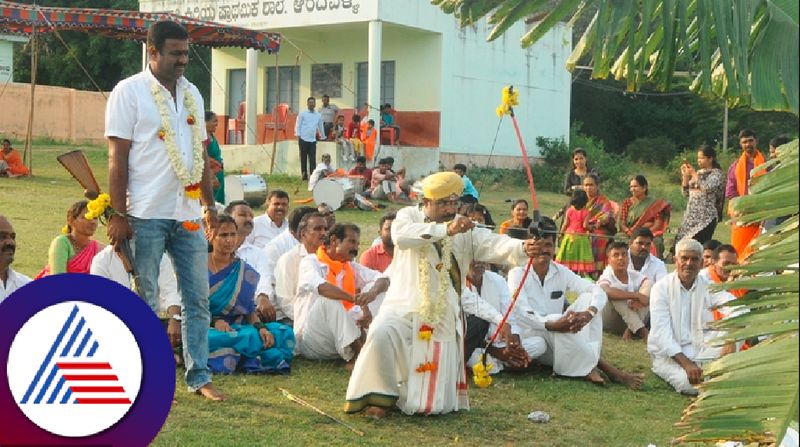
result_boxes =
[0,83,107,143]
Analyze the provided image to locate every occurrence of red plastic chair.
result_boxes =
[263,103,290,141]
[380,127,397,145]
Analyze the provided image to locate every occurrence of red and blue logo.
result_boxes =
[1,274,175,444]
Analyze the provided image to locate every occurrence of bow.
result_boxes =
[473,86,540,388]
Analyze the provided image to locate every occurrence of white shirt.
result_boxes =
[508,261,607,331]
[236,242,272,298]
[294,109,325,143]
[246,214,288,249]
[628,252,668,284]
[0,267,31,304]
[597,266,648,293]
[294,254,386,337]
[273,243,309,321]
[308,162,332,192]
[462,271,512,329]
[319,103,339,124]
[105,68,207,221]
[89,245,180,312]
[260,231,300,300]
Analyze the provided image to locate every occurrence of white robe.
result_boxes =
[345,205,528,415]
[648,272,727,394]
[508,262,607,377]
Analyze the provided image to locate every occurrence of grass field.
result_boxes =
[0,144,731,446]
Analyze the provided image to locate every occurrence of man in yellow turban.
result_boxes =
[345,171,540,419]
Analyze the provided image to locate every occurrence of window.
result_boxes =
[265,66,300,113]
[311,63,343,98]
[356,61,395,109]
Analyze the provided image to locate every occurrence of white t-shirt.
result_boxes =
[308,162,332,191]
[597,266,648,293]
[104,68,207,221]
[0,267,31,304]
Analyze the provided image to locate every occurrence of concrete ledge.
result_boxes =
[440,152,540,170]
[221,142,440,182]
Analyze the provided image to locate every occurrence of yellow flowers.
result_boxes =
[418,324,434,341]
[184,183,202,200]
[495,85,519,117]
[84,193,111,220]
[61,224,70,235]
[472,355,493,388]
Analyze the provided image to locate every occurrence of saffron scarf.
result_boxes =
[734,150,765,197]
[707,267,746,299]
[731,150,766,261]
[316,246,356,310]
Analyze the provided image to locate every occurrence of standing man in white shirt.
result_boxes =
[105,20,223,401]
[628,228,668,285]
[508,218,644,389]
[0,215,31,304]
[247,190,289,249]
[295,96,326,181]
[225,200,276,321]
[273,212,329,325]
[319,94,340,139]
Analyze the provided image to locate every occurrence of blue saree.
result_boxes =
[207,258,295,374]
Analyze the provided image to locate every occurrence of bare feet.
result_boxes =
[637,327,649,343]
[195,383,226,401]
[622,328,633,342]
[364,405,387,420]
[597,359,645,390]
[584,368,606,386]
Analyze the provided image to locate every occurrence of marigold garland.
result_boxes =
[418,324,434,341]
[495,85,519,117]
[418,235,453,328]
[184,183,202,200]
[416,362,437,374]
[182,221,201,232]
[84,193,111,220]
[151,81,205,198]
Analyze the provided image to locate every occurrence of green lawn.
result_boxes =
[0,144,729,446]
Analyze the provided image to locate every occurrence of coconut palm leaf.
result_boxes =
[433,0,800,113]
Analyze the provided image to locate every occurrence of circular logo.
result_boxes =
[0,274,175,445]
[7,301,143,437]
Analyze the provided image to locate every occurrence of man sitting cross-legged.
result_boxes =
[259,206,318,322]
[648,238,734,395]
[295,223,389,367]
[273,212,329,326]
[598,241,652,342]
[463,260,530,374]
[507,217,644,388]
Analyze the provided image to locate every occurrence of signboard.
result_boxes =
[139,0,376,30]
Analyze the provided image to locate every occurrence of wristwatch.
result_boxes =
[170,314,182,322]
[586,307,597,318]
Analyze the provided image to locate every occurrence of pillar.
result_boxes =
[367,20,382,128]
[245,48,259,145]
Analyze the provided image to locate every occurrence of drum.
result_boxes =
[347,175,366,194]
[224,174,268,208]
[313,178,355,211]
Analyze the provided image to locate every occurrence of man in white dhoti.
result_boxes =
[345,172,539,419]
[295,223,389,364]
[597,240,652,341]
[273,212,329,325]
[648,238,733,395]
[463,260,529,374]
[508,218,644,388]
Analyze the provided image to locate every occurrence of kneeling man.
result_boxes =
[648,238,733,395]
[295,223,389,365]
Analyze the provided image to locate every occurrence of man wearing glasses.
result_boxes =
[725,129,765,260]
[344,172,539,419]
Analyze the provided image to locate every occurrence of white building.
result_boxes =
[140,0,571,178]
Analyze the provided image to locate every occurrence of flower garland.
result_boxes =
[84,193,111,221]
[418,235,453,327]
[495,85,519,117]
[151,81,205,199]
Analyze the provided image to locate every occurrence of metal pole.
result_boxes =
[722,102,728,153]
[23,24,37,175]
[269,52,279,174]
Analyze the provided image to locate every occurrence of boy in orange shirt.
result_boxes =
[360,119,377,162]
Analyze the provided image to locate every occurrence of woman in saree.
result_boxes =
[36,200,103,278]
[498,199,532,234]
[205,111,225,204]
[207,215,295,374]
[618,175,671,259]
[582,173,617,273]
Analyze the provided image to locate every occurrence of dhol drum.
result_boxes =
[224,174,268,208]
[313,177,355,211]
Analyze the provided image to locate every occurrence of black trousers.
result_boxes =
[298,139,317,179]
[464,314,491,363]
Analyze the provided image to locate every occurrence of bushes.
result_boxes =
[536,124,636,199]
[664,146,739,184]
[625,136,679,167]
